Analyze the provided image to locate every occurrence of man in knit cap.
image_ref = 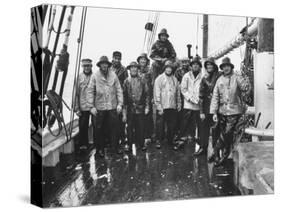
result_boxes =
[74,58,94,150]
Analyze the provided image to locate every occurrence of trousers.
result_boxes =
[127,113,145,148]
[95,109,119,152]
[155,109,177,145]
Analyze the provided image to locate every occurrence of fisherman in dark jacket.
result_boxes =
[194,57,221,158]
[174,57,190,83]
[174,57,191,139]
[150,28,177,84]
[123,62,150,151]
[137,53,154,143]
[110,51,128,147]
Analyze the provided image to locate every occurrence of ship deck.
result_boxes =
[40,141,240,207]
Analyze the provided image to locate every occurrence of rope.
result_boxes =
[46,90,70,139]
[69,6,88,136]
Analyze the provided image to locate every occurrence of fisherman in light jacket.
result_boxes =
[74,58,94,150]
[178,56,203,145]
[154,60,181,150]
[210,57,251,167]
[87,56,123,158]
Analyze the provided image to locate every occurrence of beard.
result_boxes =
[165,71,173,76]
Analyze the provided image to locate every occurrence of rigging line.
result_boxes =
[142,12,150,52]
[153,13,160,44]
[45,6,56,48]
[69,7,88,134]
[147,12,156,54]
[146,12,154,53]
[31,9,40,49]
[44,5,67,94]
[196,14,199,56]
[35,7,43,47]
[148,13,155,52]
[48,5,52,28]
[149,12,159,55]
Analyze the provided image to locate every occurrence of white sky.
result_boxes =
[40,5,248,122]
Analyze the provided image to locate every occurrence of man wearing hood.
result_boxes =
[194,57,221,158]
[150,28,177,84]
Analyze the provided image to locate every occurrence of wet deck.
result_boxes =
[41,141,240,207]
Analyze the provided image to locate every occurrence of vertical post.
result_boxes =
[202,14,208,59]
[254,18,274,132]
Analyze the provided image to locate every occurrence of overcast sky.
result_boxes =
[41,5,247,122]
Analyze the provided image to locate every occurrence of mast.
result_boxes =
[202,14,208,59]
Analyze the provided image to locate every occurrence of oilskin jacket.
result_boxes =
[139,66,153,102]
[175,67,189,83]
[74,72,92,112]
[181,71,203,111]
[110,64,128,88]
[210,71,251,115]
[199,71,222,114]
[123,76,150,114]
[154,73,181,111]
[150,40,176,61]
[87,70,123,111]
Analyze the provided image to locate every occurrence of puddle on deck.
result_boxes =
[41,142,240,208]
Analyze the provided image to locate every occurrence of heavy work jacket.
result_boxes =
[210,71,251,116]
[150,40,176,61]
[110,65,128,88]
[181,71,203,111]
[87,70,123,111]
[154,73,181,111]
[74,72,92,112]
[175,67,189,83]
[199,71,222,114]
[139,66,153,103]
[123,76,150,114]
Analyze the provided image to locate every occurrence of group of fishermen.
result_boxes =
[74,28,251,167]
